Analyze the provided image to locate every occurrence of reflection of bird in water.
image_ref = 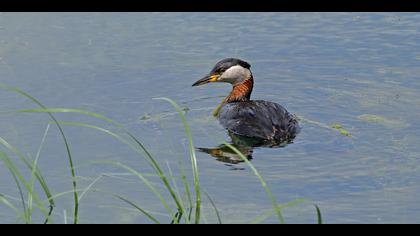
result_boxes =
[192,58,300,145]
[197,132,290,165]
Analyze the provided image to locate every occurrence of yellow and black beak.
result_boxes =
[192,74,219,87]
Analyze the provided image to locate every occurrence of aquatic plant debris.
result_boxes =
[139,113,152,121]
[331,123,351,137]
[297,116,351,137]
[357,114,407,129]
[138,107,210,122]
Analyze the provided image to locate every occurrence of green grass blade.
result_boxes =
[178,160,193,223]
[203,191,222,224]
[17,108,127,132]
[18,107,187,219]
[46,188,94,203]
[251,199,306,224]
[224,143,284,224]
[0,151,50,221]
[165,161,187,224]
[28,124,51,224]
[126,132,186,219]
[13,174,29,222]
[2,161,28,222]
[0,193,25,222]
[78,175,104,202]
[53,121,141,155]
[155,97,201,224]
[106,192,160,224]
[314,204,322,224]
[0,84,77,223]
[0,135,53,211]
[53,120,187,220]
[102,161,174,217]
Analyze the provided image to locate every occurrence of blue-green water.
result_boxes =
[1,13,420,223]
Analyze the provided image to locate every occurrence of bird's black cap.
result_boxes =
[210,58,251,74]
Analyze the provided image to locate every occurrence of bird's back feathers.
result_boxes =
[218,100,300,142]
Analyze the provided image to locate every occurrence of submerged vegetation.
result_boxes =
[0,83,322,224]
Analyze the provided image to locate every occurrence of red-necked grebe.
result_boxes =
[192,58,300,143]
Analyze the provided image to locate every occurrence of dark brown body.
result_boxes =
[218,99,300,143]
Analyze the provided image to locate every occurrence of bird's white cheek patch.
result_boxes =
[221,65,250,84]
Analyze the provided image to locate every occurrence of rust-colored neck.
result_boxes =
[225,78,254,103]
[212,77,254,117]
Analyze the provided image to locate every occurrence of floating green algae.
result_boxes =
[298,116,352,137]
[331,123,351,137]
[331,124,342,129]
[357,114,407,129]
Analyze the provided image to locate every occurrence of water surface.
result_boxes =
[1,13,420,223]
